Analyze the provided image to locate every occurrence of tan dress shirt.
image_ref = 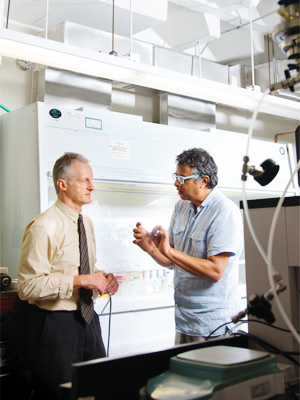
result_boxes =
[18,198,98,311]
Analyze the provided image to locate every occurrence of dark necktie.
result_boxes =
[78,214,94,324]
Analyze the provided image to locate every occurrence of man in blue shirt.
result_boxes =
[133,148,243,344]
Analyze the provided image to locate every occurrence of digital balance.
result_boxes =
[145,345,285,400]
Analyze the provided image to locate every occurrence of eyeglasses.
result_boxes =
[172,173,205,185]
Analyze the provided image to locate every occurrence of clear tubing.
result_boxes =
[242,88,300,344]
[245,88,269,156]
[0,103,11,112]
[267,159,300,344]
[242,181,276,275]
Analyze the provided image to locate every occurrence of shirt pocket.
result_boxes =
[189,231,207,259]
[172,225,186,249]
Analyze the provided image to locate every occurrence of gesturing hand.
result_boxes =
[133,222,156,253]
[152,225,171,256]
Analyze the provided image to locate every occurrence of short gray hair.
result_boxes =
[53,152,89,194]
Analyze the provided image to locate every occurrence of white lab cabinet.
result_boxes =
[243,196,299,368]
[0,102,297,357]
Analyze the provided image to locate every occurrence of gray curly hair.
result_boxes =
[176,148,218,189]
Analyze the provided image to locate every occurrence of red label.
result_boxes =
[0,296,16,312]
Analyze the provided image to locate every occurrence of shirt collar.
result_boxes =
[189,187,219,212]
[55,198,80,223]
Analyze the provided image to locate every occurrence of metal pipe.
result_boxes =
[6,0,11,29]
[221,10,277,35]
[45,0,49,39]
[109,0,117,56]
[198,42,202,78]
[200,9,277,57]
[249,6,255,86]
[274,132,295,143]
[200,42,209,56]
[267,34,271,88]
[130,0,133,54]
[112,0,115,52]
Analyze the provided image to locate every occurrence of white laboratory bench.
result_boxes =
[94,288,176,358]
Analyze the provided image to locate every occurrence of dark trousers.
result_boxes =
[26,307,106,400]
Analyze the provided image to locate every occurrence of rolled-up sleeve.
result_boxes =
[18,224,73,301]
[206,206,242,258]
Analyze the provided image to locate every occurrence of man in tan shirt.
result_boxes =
[18,152,118,400]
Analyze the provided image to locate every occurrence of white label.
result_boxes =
[85,117,102,130]
[251,381,271,398]
[66,112,84,128]
[110,139,129,160]
[78,397,95,400]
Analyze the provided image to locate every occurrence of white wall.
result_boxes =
[0,57,38,114]
[0,20,42,116]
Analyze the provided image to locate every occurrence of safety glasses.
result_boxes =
[172,173,205,185]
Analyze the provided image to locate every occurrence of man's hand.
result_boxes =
[73,271,107,295]
[133,222,156,253]
[105,273,119,296]
[151,225,164,249]
[153,225,171,257]
[133,222,174,268]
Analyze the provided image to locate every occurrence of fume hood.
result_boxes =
[0,102,297,356]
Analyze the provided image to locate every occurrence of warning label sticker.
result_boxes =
[110,139,129,160]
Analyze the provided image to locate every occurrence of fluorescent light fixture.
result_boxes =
[0,27,300,120]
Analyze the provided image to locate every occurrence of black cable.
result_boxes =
[246,319,300,334]
[107,296,112,357]
[286,382,300,399]
[205,319,300,366]
[232,330,300,367]
[97,295,113,357]
[236,330,300,356]
[205,318,300,340]
[205,321,233,340]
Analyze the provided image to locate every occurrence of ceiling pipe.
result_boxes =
[109,0,117,56]
[5,0,10,29]
[267,34,271,88]
[130,0,133,54]
[200,9,277,57]
[274,132,294,143]
[249,6,255,86]
[45,0,49,39]
[221,9,277,35]
[198,42,202,78]
[112,0,115,52]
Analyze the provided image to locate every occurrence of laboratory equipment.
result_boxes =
[145,346,285,400]
[242,196,299,373]
[270,0,300,93]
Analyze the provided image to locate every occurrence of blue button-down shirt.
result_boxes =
[168,187,243,337]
